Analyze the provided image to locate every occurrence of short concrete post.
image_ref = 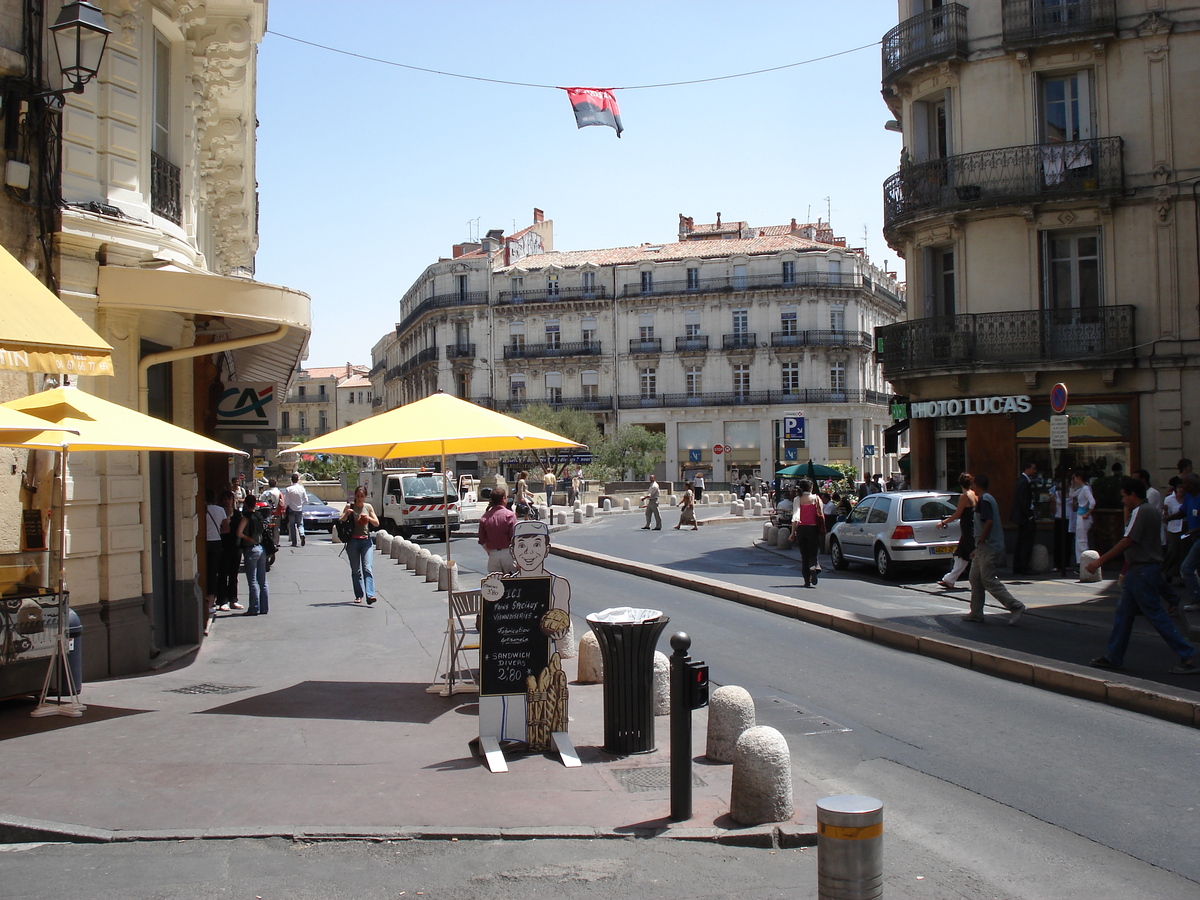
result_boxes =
[1079,549,1102,582]
[752,501,764,517]
[425,554,443,583]
[731,500,745,517]
[706,685,755,763]
[763,522,775,542]
[557,620,577,659]
[576,631,603,683]
[415,548,432,577]
[438,558,458,592]
[776,526,792,550]
[574,499,582,510]
[603,498,611,512]
[585,503,596,518]
[573,508,584,524]
[653,650,670,716]
[622,497,631,511]
[402,541,416,568]
[817,795,883,900]
[1030,543,1051,574]
[730,725,793,825]
[556,511,566,526]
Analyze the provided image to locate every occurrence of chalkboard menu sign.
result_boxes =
[479,575,552,696]
[22,510,46,552]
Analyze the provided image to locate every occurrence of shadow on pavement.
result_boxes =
[0,698,149,741]
[199,680,452,724]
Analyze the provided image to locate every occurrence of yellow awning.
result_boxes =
[0,245,113,376]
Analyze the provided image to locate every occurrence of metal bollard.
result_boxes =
[669,632,708,822]
[817,795,883,900]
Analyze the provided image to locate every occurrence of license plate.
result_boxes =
[930,545,956,554]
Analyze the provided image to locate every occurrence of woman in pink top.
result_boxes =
[790,479,826,588]
[478,488,517,574]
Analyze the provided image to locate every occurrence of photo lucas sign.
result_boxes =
[908,395,1032,419]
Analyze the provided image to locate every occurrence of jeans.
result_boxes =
[1103,563,1195,666]
[242,543,268,614]
[286,508,305,546]
[347,537,375,600]
[545,487,554,506]
[969,544,1023,616]
[1181,538,1200,605]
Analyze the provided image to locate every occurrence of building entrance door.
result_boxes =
[938,435,966,491]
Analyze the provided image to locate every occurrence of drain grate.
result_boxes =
[610,766,706,793]
[166,682,255,696]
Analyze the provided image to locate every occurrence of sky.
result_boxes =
[252,1,904,368]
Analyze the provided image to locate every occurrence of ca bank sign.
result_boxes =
[217,382,277,430]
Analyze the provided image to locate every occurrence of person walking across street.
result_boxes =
[1011,461,1038,575]
[234,494,268,616]
[1086,478,1197,674]
[339,485,379,605]
[641,475,661,530]
[478,487,517,574]
[283,472,308,547]
[790,479,825,588]
[674,483,698,530]
[543,469,556,507]
[1178,473,1200,612]
[966,473,1028,625]
[937,472,976,588]
[693,473,705,503]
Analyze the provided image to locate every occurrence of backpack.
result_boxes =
[335,515,356,543]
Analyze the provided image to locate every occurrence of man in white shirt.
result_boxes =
[1135,469,1162,512]
[693,473,705,502]
[640,475,661,530]
[283,472,308,547]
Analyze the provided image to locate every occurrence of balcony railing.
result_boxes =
[629,338,662,354]
[883,137,1123,234]
[283,393,331,404]
[1002,0,1116,45]
[496,285,609,305]
[397,290,489,334]
[503,340,602,360]
[500,396,614,413]
[875,305,1136,376]
[445,343,476,360]
[396,346,439,378]
[620,271,864,299]
[618,388,889,410]
[770,330,874,350]
[151,151,181,224]
[882,3,969,85]
[722,333,757,350]
[675,335,710,352]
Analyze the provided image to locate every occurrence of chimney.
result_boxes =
[533,208,544,223]
[716,212,721,227]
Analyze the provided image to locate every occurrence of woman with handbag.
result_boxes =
[339,485,379,605]
[790,479,826,588]
[234,494,268,616]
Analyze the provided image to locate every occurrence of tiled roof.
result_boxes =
[339,375,372,388]
[497,234,838,272]
[300,365,369,382]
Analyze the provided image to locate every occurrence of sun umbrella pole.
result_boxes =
[442,448,451,566]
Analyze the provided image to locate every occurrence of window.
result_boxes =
[318,411,327,432]
[685,309,701,338]
[152,33,171,154]
[581,370,598,401]
[581,271,596,295]
[318,384,326,396]
[1040,70,1092,143]
[782,261,795,285]
[733,264,747,290]
[581,316,597,343]
[509,321,525,350]
[510,276,524,297]
[687,267,700,290]
[546,274,560,296]
[830,361,846,396]
[358,392,365,404]
[298,385,306,398]
[298,411,307,431]
[281,411,290,430]
[781,362,800,394]
[1043,229,1100,310]
[780,306,798,335]
[456,274,468,299]
[347,392,354,405]
[640,367,657,398]
[733,363,750,399]
[829,418,850,448]
[733,309,748,335]
[509,375,526,402]
[455,320,470,346]
[455,371,469,399]
[638,312,655,341]
[925,246,955,318]
[912,93,949,163]
[686,365,702,397]
[545,319,561,349]
[830,306,845,332]
[641,270,654,294]
[545,372,563,404]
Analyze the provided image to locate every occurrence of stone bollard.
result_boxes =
[776,526,792,550]
[1030,543,1052,574]
[817,795,883,900]
[576,631,604,683]
[603,498,612,512]
[731,500,745,517]
[653,650,670,716]
[438,558,459,592]
[574,499,582,510]
[763,522,774,542]
[558,620,577,659]
[1079,549,1102,582]
[753,501,764,517]
[573,508,584,524]
[426,554,443,583]
[402,541,416,568]
[415,548,432,578]
[556,511,567,526]
[730,725,793,825]
[622,497,631,511]
[585,503,596,518]
[389,537,403,561]
[706,685,756,763]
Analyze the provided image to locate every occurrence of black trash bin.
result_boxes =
[62,608,82,695]
[587,609,670,754]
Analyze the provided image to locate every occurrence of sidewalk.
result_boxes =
[0,532,812,846]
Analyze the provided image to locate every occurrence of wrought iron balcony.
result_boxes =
[503,340,602,360]
[620,270,863,299]
[675,335,710,352]
[722,333,757,351]
[445,343,476,360]
[397,290,489,334]
[1002,0,1115,45]
[875,305,1136,377]
[618,388,889,410]
[496,285,609,305]
[284,392,331,404]
[770,330,874,350]
[883,137,1123,234]
[500,396,614,413]
[882,3,968,85]
[629,338,662,354]
[151,151,181,224]
[396,346,439,377]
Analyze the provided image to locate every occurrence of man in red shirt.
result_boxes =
[478,488,517,574]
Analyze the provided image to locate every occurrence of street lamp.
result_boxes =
[46,1,111,99]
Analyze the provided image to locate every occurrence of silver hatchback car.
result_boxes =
[829,491,961,578]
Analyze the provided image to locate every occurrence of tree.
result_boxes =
[296,453,359,482]
[592,424,666,480]
[511,404,602,476]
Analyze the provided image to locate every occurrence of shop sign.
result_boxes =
[909,395,1032,419]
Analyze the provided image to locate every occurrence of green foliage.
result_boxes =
[511,404,602,475]
[828,462,859,490]
[296,452,359,482]
[592,425,667,480]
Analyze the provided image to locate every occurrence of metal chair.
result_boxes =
[447,589,481,693]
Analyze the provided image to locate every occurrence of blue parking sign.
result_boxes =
[783,416,805,439]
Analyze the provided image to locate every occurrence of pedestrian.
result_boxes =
[1178,458,1194,478]
[640,475,661,530]
[856,477,870,501]
[1070,468,1095,573]
[867,473,883,495]
[1163,477,1186,584]
[1086,478,1197,674]
[790,479,825,587]
[568,470,580,506]
[478,487,517,574]
[216,490,242,611]
[337,485,378,605]
[542,469,556,507]
[1010,461,1038,575]
[234,493,268,616]
[203,488,225,619]
[674,483,698,530]
[965,473,1027,624]
[1134,469,1163,511]
[231,474,246,507]
[937,472,976,588]
[693,472,705,502]
[283,472,307,547]
[260,476,284,549]
[1178,473,1200,612]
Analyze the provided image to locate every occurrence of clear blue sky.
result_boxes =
[253,1,904,367]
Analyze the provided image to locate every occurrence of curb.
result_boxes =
[549,544,1200,730]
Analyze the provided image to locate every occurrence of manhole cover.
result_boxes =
[166,683,255,695]
[610,766,706,793]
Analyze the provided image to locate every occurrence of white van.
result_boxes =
[358,469,460,539]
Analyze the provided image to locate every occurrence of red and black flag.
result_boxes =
[563,87,623,138]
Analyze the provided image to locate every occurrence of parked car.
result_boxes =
[829,491,960,578]
[302,491,340,533]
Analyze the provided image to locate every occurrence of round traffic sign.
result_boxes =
[1050,383,1068,414]
[724,444,732,454]
[713,445,724,455]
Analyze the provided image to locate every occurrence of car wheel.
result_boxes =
[830,539,849,570]
[875,545,894,579]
